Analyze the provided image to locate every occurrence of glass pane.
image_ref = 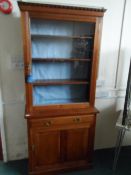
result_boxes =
[33,84,89,106]
[30,19,95,37]
[30,62,91,81]
[29,18,94,106]
[30,19,95,59]
[31,37,93,59]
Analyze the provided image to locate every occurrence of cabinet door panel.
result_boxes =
[67,128,88,161]
[31,129,60,168]
[65,128,89,161]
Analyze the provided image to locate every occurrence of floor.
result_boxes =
[0,147,131,175]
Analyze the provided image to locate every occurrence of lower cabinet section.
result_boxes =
[28,114,96,174]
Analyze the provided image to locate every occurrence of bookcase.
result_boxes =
[18,2,106,175]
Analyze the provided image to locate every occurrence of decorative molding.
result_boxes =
[18,1,106,12]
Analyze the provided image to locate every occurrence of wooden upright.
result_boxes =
[18,2,105,175]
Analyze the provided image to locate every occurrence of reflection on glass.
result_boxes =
[30,18,95,106]
[33,84,89,105]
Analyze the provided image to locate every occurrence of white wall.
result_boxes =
[0,0,130,160]
[0,13,28,160]
[116,0,131,89]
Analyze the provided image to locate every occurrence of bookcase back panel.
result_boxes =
[31,38,93,59]
[31,19,95,59]
[29,18,95,106]
[31,62,91,80]
[30,19,95,37]
[33,84,89,105]
[32,38,73,58]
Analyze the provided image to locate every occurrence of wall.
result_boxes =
[0,12,28,160]
[0,0,130,160]
[0,71,7,161]
[116,0,131,146]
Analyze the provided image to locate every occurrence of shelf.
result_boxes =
[32,58,91,62]
[33,98,88,105]
[31,34,93,39]
[31,79,89,86]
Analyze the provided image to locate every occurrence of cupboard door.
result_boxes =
[66,128,89,161]
[61,122,95,163]
[31,128,60,169]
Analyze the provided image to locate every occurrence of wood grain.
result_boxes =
[31,34,93,39]
[32,58,91,62]
[18,2,105,174]
[32,79,89,86]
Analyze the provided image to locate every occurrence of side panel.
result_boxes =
[90,17,103,106]
[21,12,32,113]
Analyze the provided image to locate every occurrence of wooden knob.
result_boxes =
[74,117,80,123]
[45,121,52,127]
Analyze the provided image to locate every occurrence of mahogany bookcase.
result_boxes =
[18,2,106,174]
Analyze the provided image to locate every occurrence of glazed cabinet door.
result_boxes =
[30,128,60,172]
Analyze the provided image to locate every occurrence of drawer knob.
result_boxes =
[74,117,80,123]
[45,121,52,127]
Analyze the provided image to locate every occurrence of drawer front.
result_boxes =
[30,115,95,129]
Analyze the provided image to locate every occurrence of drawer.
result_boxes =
[30,115,95,128]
